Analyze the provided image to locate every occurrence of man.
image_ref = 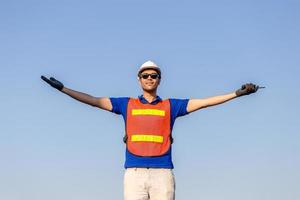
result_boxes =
[41,60,259,200]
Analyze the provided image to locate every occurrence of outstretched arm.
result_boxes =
[187,92,237,113]
[41,76,112,111]
[61,87,112,111]
[187,83,259,113]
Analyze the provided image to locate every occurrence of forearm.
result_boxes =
[61,87,99,107]
[201,92,237,107]
[187,92,237,113]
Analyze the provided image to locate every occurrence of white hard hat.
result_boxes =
[138,60,161,75]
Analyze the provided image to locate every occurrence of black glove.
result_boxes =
[41,76,64,91]
[235,83,258,97]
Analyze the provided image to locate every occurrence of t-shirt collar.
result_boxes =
[138,95,162,105]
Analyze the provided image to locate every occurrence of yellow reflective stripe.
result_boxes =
[132,109,165,116]
[131,135,164,143]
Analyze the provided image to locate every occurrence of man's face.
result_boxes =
[138,69,161,93]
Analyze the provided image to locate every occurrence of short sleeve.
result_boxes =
[109,97,129,117]
[169,98,190,118]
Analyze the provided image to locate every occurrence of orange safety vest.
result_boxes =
[125,98,171,157]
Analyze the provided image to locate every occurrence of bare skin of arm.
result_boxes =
[187,92,238,113]
[61,87,112,111]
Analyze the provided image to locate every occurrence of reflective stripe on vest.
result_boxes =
[131,134,164,143]
[126,98,171,157]
[132,109,165,116]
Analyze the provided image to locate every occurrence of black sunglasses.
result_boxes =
[139,73,160,79]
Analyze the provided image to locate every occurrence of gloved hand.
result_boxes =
[235,83,259,97]
[41,76,64,91]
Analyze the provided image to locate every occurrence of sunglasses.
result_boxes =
[139,73,160,79]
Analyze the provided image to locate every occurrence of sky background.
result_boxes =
[1,0,300,199]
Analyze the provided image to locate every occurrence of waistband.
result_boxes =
[126,167,173,172]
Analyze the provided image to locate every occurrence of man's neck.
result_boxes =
[142,91,157,103]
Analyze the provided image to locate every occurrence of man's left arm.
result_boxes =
[187,83,259,113]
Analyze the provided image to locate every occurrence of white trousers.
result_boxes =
[124,168,175,200]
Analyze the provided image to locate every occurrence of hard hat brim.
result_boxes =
[138,66,161,75]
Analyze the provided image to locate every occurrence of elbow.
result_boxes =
[90,97,100,107]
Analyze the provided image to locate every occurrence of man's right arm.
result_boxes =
[41,76,112,111]
[62,87,112,111]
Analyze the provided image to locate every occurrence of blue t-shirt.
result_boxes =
[110,95,189,169]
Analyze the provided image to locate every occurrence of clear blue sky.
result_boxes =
[1,0,299,199]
